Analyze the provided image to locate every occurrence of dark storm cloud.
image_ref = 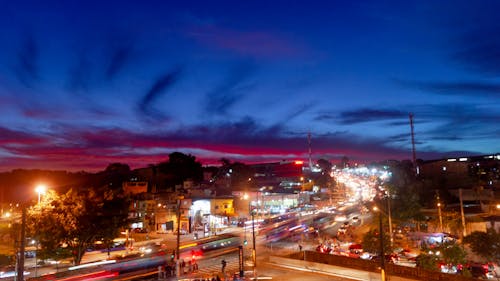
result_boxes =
[204,63,256,115]
[395,79,500,97]
[315,108,407,125]
[13,33,39,87]
[138,68,182,119]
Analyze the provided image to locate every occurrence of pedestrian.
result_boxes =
[193,259,199,271]
[298,243,303,251]
[221,259,227,273]
[188,259,193,273]
[180,259,186,274]
[158,265,164,279]
[166,264,172,276]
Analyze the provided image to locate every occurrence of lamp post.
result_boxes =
[35,185,46,204]
[251,207,256,277]
[386,192,393,248]
[34,185,46,278]
[175,196,184,277]
[437,202,443,233]
[243,193,249,245]
[373,206,386,281]
[378,210,386,281]
[435,191,444,233]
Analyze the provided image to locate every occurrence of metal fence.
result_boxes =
[287,251,484,281]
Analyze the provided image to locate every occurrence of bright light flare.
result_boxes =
[35,184,47,195]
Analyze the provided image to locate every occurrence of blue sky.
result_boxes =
[0,0,499,171]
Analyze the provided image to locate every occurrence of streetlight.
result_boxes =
[373,206,386,281]
[242,193,249,245]
[435,192,444,233]
[175,196,184,277]
[242,193,256,274]
[35,185,46,204]
[251,205,257,278]
[34,184,47,278]
[437,202,443,233]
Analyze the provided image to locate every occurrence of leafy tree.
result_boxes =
[463,229,500,263]
[157,152,203,188]
[316,159,332,173]
[312,159,334,189]
[215,159,255,194]
[416,241,467,271]
[384,161,426,229]
[102,163,132,189]
[27,187,130,265]
[361,228,391,255]
[415,252,439,270]
[439,241,467,266]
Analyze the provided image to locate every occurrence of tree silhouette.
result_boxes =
[27,187,130,265]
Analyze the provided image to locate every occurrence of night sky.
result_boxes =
[1,1,499,172]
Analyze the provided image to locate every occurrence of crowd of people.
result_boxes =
[157,258,199,279]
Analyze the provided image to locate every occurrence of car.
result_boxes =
[335,215,347,222]
[352,216,359,223]
[337,225,348,234]
[469,263,494,279]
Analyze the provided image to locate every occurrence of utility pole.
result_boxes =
[387,194,393,248]
[176,196,184,277]
[459,189,467,237]
[251,210,257,277]
[16,207,26,281]
[378,211,386,281]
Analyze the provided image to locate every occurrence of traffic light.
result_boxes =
[170,251,175,261]
[244,239,248,245]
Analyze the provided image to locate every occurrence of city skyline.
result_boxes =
[1,1,499,172]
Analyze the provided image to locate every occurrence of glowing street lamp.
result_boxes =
[34,184,47,277]
[35,184,47,204]
[373,206,386,281]
[437,202,443,232]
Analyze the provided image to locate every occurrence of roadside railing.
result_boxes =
[285,251,484,281]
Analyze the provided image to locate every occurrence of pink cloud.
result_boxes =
[0,125,413,172]
[187,25,303,58]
